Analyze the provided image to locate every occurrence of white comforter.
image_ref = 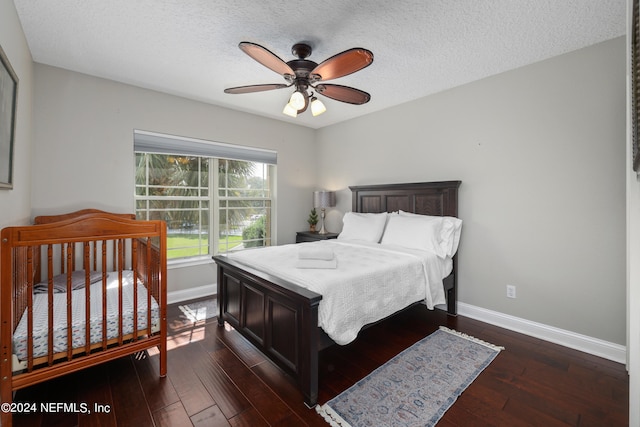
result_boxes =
[226,240,452,345]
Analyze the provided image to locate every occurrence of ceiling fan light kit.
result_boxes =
[224,42,373,118]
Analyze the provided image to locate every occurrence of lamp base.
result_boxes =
[318,209,329,234]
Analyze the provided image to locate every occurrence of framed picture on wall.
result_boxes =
[0,43,18,189]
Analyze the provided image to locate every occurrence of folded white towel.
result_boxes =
[298,245,335,261]
[295,259,338,269]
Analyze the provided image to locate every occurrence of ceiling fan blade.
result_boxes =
[310,48,373,81]
[239,42,295,76]
[316,84,371,105]
[224,83,289,94]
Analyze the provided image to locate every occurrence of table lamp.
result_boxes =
[313,191,336,234]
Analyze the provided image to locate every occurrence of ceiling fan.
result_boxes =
[224,42,374,117]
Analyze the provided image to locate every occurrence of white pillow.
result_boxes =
[338,212,388,243]
[381,214,447,257]
[444,216,463,257]
[398,211,462,257]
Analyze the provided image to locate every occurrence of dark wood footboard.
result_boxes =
[214,255,323,407]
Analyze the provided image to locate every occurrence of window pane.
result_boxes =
[201,160,209,197]
[217,160,272,253]
[135,153,210,260]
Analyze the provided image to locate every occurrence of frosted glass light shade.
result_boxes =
[311,98,326,116]
[289,91,305,110]
[282,103,298,117]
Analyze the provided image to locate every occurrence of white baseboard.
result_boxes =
[457,302,626,364]
[167,284,216,305]
[165,288,626,364]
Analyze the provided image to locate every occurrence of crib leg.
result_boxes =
[0,388,11,427]
[1,367,12,427]
[1,409,11,427]
[159,341,167,377]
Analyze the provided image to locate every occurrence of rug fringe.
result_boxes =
[439,326,505,352]
[316,403,353,427]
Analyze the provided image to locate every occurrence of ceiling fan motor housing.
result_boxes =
[287,43,319,85]
[291,43,313,59]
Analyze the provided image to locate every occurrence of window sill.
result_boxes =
[168,256,214,270]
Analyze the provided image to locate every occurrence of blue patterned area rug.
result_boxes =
[316,326,504,427]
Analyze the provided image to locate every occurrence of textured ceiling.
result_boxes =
[14,0,626,129]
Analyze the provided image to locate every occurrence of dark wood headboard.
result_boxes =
[350,181,461,217]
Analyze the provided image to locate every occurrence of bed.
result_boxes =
[0,210,167,427]
[213,181,461,407]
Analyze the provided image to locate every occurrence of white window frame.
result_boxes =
[133,130,277,266]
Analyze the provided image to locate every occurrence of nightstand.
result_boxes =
[296,231,339,243]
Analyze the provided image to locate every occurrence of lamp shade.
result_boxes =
[313,191,336,209]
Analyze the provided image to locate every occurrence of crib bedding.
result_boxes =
[13,270,160,362]
[226,240,452,345]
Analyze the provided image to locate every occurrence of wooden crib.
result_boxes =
[0,210,167,427]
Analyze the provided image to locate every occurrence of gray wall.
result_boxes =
[316,37,626,345]
[31,64,317,293]
[0,0,34,228]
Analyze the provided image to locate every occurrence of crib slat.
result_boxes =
[47,245,54,367]
[92,240,97,271]
[65,244,73,362]
[26,247,34,372]
[84,242,91,356]
[146,237,152,336]
[132,239,138,340]
[101,241,108,351]
[12,248,26,337]
[118,239,125,346]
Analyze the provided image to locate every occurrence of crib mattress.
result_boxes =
[13,270,160,362]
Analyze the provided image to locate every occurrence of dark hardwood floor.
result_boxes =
[11,297,628,426]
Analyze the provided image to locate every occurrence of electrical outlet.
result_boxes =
[506,285,516,299]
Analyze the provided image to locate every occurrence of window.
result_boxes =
[217,159,273,253]
[134,131,276,261]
